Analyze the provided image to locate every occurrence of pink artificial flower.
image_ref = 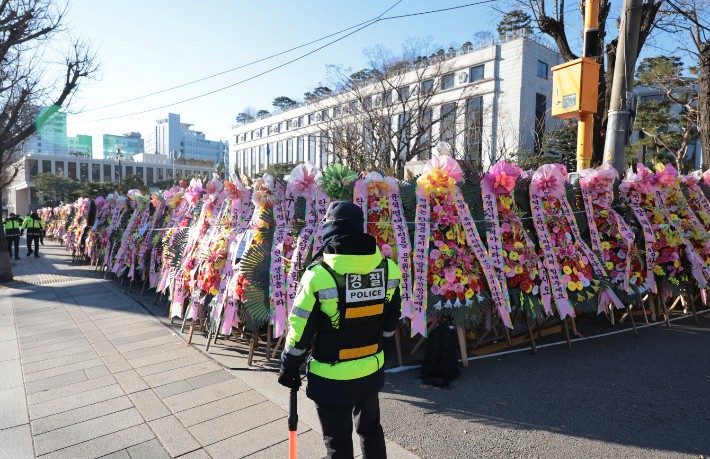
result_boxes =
[431,285,440,295]
[430,249,440,259]
[381,244,392,257]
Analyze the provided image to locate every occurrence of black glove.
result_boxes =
[278,366,302,390]
[383,336,394,349]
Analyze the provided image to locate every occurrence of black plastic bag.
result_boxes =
[419,324,461,388]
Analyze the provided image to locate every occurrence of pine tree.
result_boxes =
[497,10,533,37]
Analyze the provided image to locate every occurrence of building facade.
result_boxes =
[6,154,215,215]
[22,108,68,157]
[102,132,145,160]
[67,134,93,158]
[144,113,228,166]
[229,35,562,176]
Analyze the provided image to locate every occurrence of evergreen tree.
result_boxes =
[272,96,297,111]
[634,56,698,173]
[497,10,533,37]
[256,110,271,119]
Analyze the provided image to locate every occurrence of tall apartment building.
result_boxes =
[22,108,68,157]
[229,35,563,176]
[144,113,228,166]
[102,132,145,160]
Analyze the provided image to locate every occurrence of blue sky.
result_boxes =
[64,0,640,158]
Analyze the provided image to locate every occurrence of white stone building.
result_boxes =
[145,113,229,166]
[229,35,563,175]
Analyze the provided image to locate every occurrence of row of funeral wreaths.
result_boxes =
[41,156,710,339]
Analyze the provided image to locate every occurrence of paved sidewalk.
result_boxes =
[0,241,418,458]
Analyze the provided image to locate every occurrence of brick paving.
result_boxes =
[0,241,418,458]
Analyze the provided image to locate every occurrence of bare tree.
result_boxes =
[0,0,101,281]
[297,39,488,176]
[514,0,663,167]
[658,0,710,168]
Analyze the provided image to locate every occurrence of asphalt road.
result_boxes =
[379,313,710,459]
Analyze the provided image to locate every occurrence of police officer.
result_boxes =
[278,201,401,459]
[3,213,21,260]
[21,212,44,258]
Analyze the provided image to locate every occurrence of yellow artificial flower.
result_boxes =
[460,276,469,284]
[573,267,578,274]
[465,289,475,299]
[514,242,524,250]
[432,275,440,284]
[653,265,664,275]
[416,169,457,196]
[455,268,462,277]
[501,250,508,258]
[601,241,611,250]
[563,266,572,275]
[674,259,681,268]
[509,252,519,261]
[514,266,523,274]
[440,243,449,251]
[446,230,454,240]
[378,197,389,209]
[605,262,614,270]
[575,281,584,290]
[504,266,511,273]
[435,259,444,268]
[568,282,577,292]
[440,279,448,288]
[577,294,586,302]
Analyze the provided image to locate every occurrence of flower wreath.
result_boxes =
[412,156,510,337]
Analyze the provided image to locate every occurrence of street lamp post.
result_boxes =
[115,146,123,186]
[171,150,182,185]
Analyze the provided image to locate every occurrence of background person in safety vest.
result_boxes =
[278,201,402,459]
[21,212,44,258]
[3,213,22,259]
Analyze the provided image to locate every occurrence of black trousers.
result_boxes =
[6,236,19,257]
[27,235,40,255]
[315,394,387,459]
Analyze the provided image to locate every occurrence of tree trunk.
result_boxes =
[0,188,13,282]
[698,42,710,169]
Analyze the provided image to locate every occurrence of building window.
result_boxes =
[470,65,484,82]
[286,120,292,130]
[260,145,266,169]
[320,134,328,168]
[267,126,272,135]
[251,147,256,174]
[92,164,100,182]
[537,61,548,79]
[42,160,51,174]
[166,169,173,180]
[68,162,76,179]
[234,136,238,144]
[308,114,315,124]
[322,110,329,121]
[465,97,483,162]
[250,131,254,140]
[287,139,293,162]
[398,114,410,158]
[440,103,456,147]
[126,165,133,175]
[364,97,373,109]
[350,101,358,113]
[418,109,433,160]
[297,137,304,161]
[442,73,455,90]
[260,128,265,137]
[384,91,393,105]
[103,165,111,181]
[298,116,304,127]
[28,159,38,180]
[535,93,547,153]
[185,169,191,176]
[157,168,164,181]
[421,79,433,95]
[308,135,316,162]
[147,167,153,185]
[334,106,341,118]
[175,169,182,178]
[398,87,409,101]
[30,188,41,205]
[79,163,88,183]
[136,166,144,179]
[55,162,64,177]
[274,142,281,163]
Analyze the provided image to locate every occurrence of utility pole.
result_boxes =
[551,0,601,171]
[604,0,644,174]
[577,0,600,171]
